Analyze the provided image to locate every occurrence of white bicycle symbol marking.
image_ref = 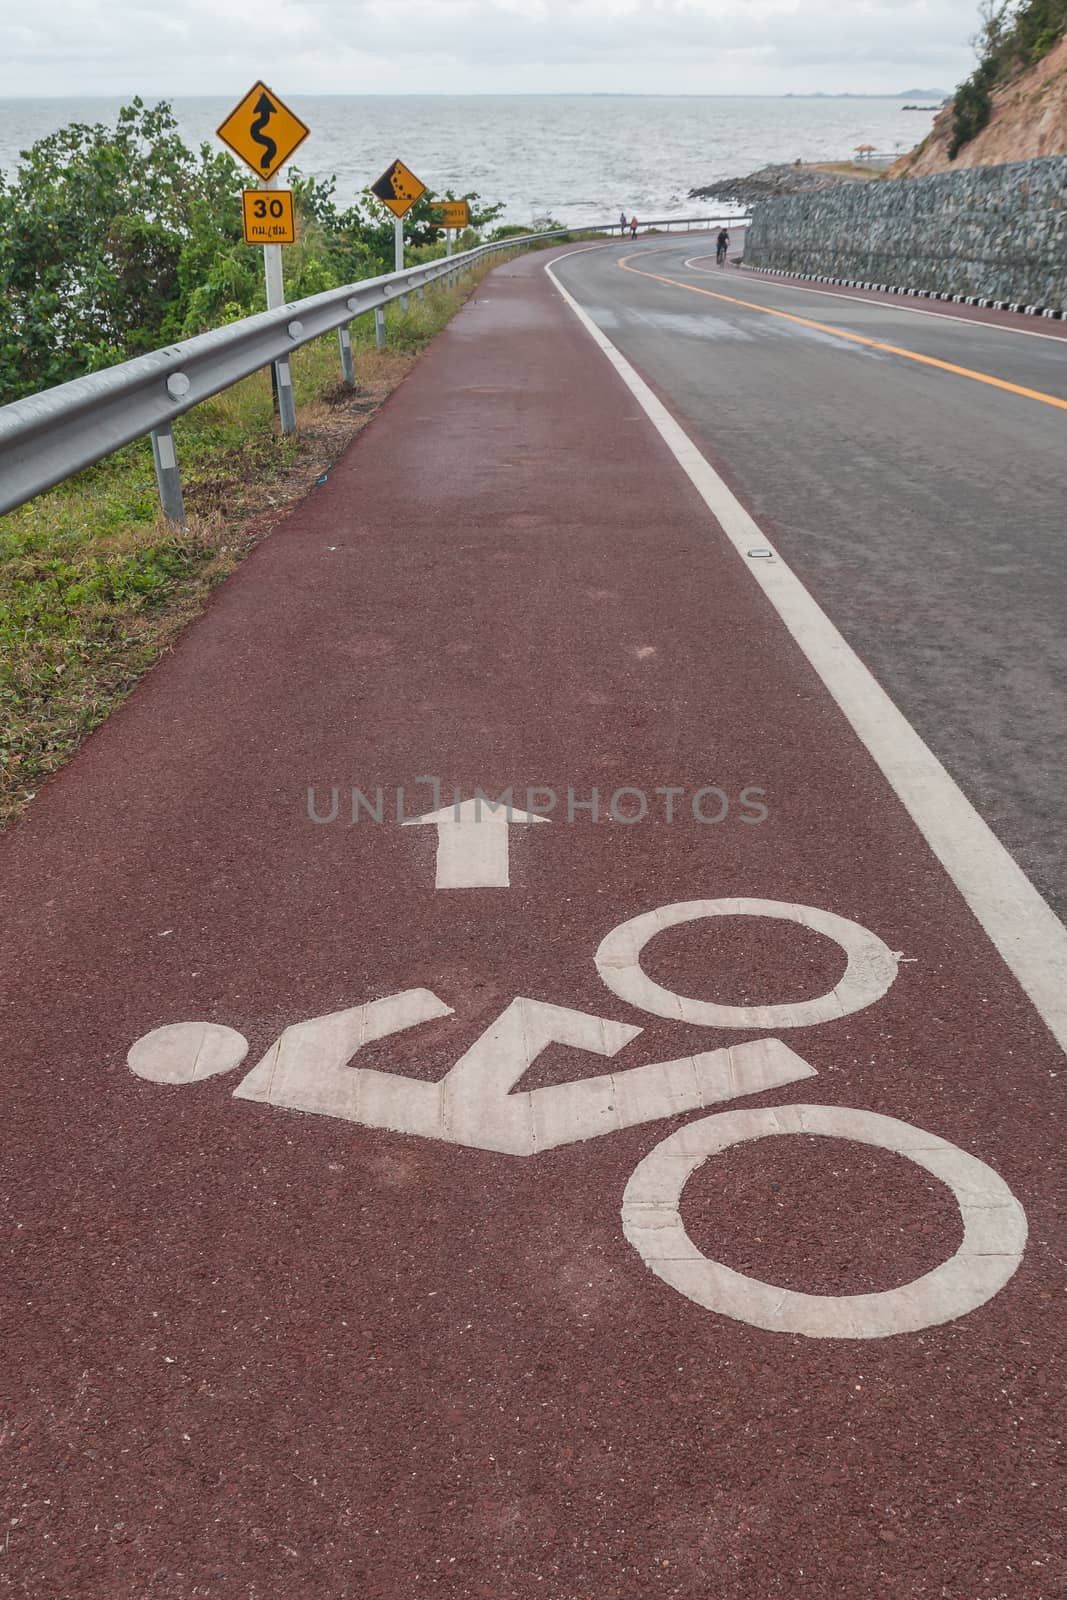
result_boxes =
[127,898,1027,1341]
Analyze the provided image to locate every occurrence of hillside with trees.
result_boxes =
[893,0,1067,175]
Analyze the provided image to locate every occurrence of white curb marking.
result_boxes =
[681,255,1067,344]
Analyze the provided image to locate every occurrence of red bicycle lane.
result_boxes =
[0,245,1063,1599]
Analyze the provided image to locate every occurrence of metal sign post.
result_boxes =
[395,217,408,311]
[217,83,309,437]
[262,176,297,435]
[371,159,426,316]
[430,202,467,268]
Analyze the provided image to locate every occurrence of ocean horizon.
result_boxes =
[0,94,937,227]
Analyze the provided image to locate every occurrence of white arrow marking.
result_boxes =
[228,993,817,1155]
[402,798,550,889]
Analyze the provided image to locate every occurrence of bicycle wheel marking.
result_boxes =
[621,1105,1028,1339]
[595,898,899,1028]
[124,897,1028,1337]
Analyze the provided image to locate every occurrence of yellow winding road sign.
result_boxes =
[217,83,310,182]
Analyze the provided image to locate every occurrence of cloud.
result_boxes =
[0,0,978,95]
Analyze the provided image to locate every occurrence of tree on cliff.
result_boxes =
[950,0,1067,157]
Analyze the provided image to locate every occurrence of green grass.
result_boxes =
[0,265,490,826]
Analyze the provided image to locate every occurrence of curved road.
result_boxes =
[554,238,1067,920]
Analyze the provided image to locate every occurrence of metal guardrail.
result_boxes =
[0,215,749,524]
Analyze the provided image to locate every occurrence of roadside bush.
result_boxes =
[0,100,506,404]
[949,65,996,157]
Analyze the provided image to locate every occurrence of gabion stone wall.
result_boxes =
[743,157,1067,312]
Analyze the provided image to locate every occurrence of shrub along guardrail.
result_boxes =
[0,216,748,526]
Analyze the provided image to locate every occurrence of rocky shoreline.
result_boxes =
[689,161,877,207]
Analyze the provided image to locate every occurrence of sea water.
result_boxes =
[0,94,937,227]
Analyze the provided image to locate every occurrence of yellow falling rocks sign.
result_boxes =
[370,159,427,218]
[217,82,310,182]
[241,190,296,245]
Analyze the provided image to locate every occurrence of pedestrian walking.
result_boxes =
[629,215,638,240]
[716,227,730,266]
[620,210,628,238]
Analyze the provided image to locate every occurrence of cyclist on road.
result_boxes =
[716,227,730,266]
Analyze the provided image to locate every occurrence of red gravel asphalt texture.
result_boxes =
[0,245,1064,1599]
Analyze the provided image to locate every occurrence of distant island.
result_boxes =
[783,89,950,100]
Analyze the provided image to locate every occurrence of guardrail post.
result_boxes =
[150,423,186,527]
[274,357,297,435]
[375,306,387,349]
[338,325,355,388]
[261,203,298,436]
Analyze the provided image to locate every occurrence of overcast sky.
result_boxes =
[0,0,980,98]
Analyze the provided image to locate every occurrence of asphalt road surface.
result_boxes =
[1,240,1063,1599]
[555,238,1067,925]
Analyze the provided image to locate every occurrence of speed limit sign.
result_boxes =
[241,189,297,245]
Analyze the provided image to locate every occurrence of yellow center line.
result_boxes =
[618,252,1067,413]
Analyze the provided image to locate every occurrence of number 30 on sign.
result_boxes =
[242,190,296,245]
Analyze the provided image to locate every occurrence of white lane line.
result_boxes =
[680,255,1067,345]
[546,256,1067,1057]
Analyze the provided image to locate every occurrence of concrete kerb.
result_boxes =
[738,261,1066,322]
